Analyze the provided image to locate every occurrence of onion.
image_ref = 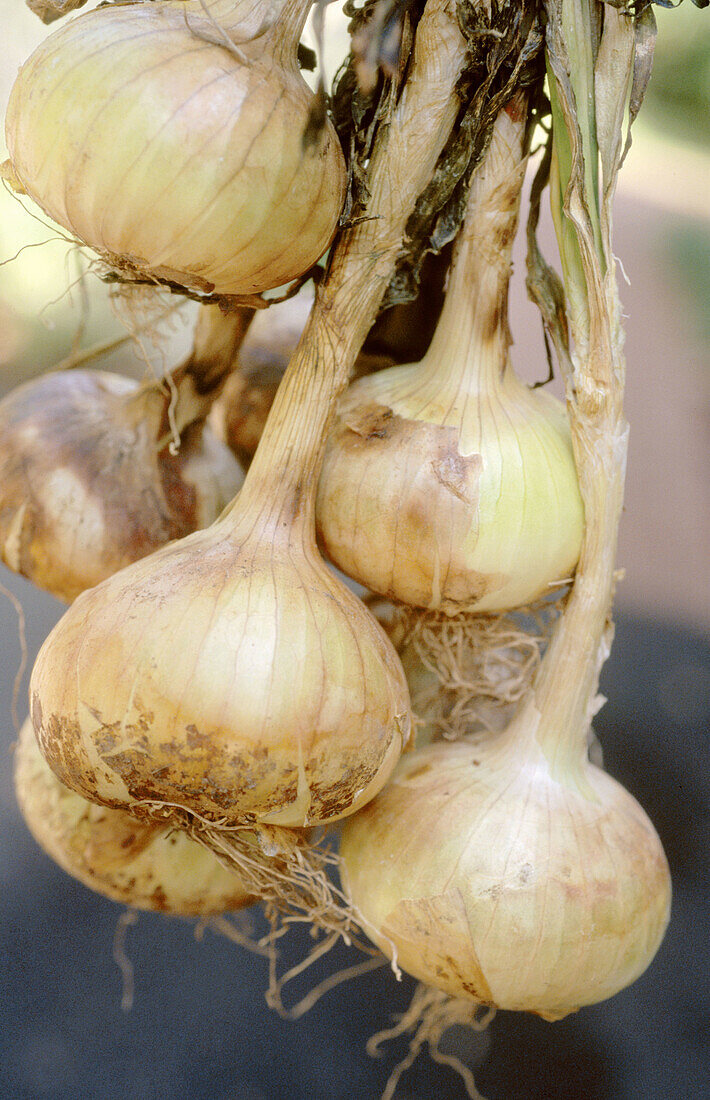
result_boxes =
[340,718,670,1019]
[15,718,252,915]
[5,0,346,297]
[0,304,248,600]
[317,98,584,613]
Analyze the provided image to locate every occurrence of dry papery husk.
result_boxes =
[0,303,247,601]
[14,718,253,915]
[5,0,346,299]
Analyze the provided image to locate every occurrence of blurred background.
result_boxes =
[0,3,708,1099]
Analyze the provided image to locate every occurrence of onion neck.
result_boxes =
[266,0,312,62]
[182,0,308,65]
[127,304,253,439]
[526,336,627,782]
[417,97,528,407]
[224,0,468,546]
[168,304,254,431]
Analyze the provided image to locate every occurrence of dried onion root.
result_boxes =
[369,984,494,1100]
[392,599,560,742]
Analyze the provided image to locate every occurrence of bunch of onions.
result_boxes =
[27,0,467,853]
[0,304,249,601]
[14,718,252,915]
[317,97,584,613]
[4,0,346,297]
[340,39,671,1017]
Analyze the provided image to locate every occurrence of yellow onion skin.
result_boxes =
[14,718,252,915]
[5,1,346,297]
[317,364,584,614]
[0,369,242,601]
[29,511,410,828]
[340,735,671,1020]
[317,99,584,614]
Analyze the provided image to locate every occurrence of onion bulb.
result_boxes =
[15,718,252,915]
[29,334,411,828]
[5,0,346,297]
[0,304,248,601]
[317,99,584,612]
[340,698,671,1019]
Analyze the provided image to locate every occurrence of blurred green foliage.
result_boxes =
[646,5,710,148]
[664,220,710,342]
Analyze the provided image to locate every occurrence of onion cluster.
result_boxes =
[4,0,669,1062]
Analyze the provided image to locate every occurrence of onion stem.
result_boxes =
[233,0,469,534]
[527,0,636,776]
[162,304,255,434]
[412,95,527,402]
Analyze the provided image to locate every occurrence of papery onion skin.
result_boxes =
[5,0,346,297]
[30,516,410,828]
[14,718,253,915]
[317,370,584,612]
[316,101,584,614]
[340,736,671,1019]
[0,369,242,601]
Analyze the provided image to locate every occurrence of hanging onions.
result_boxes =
[339,0,671,1033]
[339,709,670,1019]
[1,0,675,1087]
[4,0,346,297]
[27,0,468,842]
[317,98,584,613]
[0,304,249,600]
[14,718,253,915]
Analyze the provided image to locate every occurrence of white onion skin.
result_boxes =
[317,367,584,612]
[340,735,671,1019]
[0,368,242,601]
[316,101,584,613]
[29,511,410,828]
[5,1,346,296]
[14,718,253,915]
